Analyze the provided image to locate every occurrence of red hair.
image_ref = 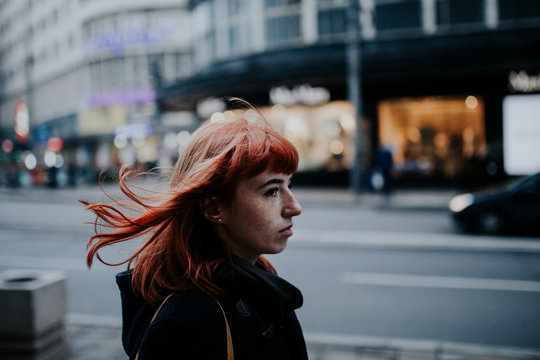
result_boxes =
[83,116,299,305]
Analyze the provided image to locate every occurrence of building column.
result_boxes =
[422,0,437,35]
[360,0,375,40]
[302,0,317,45]
[251,0,265,53]
[214,0,229,60]
[486,0,499,29]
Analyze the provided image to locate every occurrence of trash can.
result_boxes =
[0,269,69,360]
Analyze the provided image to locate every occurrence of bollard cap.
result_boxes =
[0,269,66,290]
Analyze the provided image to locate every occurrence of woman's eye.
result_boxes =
[265,188,278,197]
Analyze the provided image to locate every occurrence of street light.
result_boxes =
[347,0,364,199]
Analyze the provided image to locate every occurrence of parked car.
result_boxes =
[449,172,540,234]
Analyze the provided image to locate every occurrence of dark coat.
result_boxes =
[116,256,308,360]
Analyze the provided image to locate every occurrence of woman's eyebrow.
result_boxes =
[258,178,285,189]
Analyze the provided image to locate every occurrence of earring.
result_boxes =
[218,218,222,223]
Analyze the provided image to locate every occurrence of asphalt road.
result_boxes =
[1,187,539,352]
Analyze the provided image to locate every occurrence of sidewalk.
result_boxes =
[64,316,540,360]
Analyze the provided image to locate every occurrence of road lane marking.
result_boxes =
[294,229,540,252]
[340,272,540,292]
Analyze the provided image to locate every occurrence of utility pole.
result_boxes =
[347,0,363,199]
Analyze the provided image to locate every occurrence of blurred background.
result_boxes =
[1,0,539,190]
[1,1,540,359]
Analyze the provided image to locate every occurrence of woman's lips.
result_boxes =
[279,225,293,236]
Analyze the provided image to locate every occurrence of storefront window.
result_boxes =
[378,96,485,179]
[259,101,354,171]
[206,101,355,172]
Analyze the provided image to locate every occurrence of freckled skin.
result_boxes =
[218,170,302,264]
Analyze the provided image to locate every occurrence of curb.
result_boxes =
[304,332,540,360]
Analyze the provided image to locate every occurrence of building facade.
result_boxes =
[0,0,191,187]
[159,0,540,187]
[1,0,540,188]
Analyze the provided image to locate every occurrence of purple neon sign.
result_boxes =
[85,27,170,55]
[88,89,156,107]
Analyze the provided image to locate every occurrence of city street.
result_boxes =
[1,186,540,354]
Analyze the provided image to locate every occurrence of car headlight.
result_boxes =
[449,193,474,213]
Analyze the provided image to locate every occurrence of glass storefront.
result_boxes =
[196,95,487,184]
[378,95,486,179]
[260,101,356,172]
[205,101,356,173]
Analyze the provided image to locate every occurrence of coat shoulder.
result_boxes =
[154,291,225,328]
[137,292,228,359]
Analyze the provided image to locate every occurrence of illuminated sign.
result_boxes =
[114,123,153,138]
[85,27,171,55]
[508,71,540,93]
[270,85,330,106]
[46,137,64,152]
[14,100,30,142]
[196,97,226,118]
[79,106,127,136]
[88,89,156,107]
[503,94,540,175]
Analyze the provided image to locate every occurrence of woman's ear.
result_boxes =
[201,197,225,224]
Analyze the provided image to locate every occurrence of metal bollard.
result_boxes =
[0,269,69,360]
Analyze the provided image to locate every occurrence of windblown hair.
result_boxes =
[83,115,299,305]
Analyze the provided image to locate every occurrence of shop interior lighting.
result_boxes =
[44,150,57,168]
[176,130,191,146]
[465,96,478,109]
[163,132,178,149]
[329,139,344,155]
[114,134,128,149]
[271,104,287,119]
[132,133,146,147]
[24,152,37,170]
[55,154,64,168]
[210,112,225,123]
[339,113,355,132]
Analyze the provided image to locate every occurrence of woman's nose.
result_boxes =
[283,191,302,217]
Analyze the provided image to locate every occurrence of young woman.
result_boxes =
[83,113,308,359]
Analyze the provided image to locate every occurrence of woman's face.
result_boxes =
[217,169,302,264]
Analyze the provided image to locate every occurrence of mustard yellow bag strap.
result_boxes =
[214,299,234,360]
[135,294,234,360]
[151,293,174,322]
[135,293,174,360]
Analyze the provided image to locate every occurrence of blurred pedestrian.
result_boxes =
[82,108,308,360]
[372,145,395,202]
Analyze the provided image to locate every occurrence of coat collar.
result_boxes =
[215,255,303,322]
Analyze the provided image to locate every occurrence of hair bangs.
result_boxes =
[266,132,299,175]
[234,126,298,181]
